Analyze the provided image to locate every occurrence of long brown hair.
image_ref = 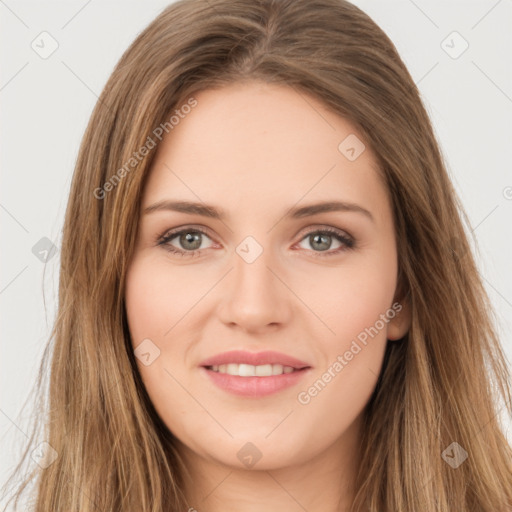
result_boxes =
[3,0,511,510]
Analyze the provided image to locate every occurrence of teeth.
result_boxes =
[210,363,297,376]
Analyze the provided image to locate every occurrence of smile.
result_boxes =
[201,365,311,397]
[206,363,299,377]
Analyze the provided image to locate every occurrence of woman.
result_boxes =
[4,0,511,510]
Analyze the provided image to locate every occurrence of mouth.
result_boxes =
[199,350,312,396]
[204,363,308,377]
[200,363,311,397]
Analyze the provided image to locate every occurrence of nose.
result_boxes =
[216,241,292,333]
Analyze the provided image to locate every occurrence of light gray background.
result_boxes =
[1,0,511,505]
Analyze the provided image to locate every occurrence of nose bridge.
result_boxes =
[232,233,279,297]
[217,233,291,330]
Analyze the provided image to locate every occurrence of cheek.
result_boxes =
[124,256,189,344]
[124,258,194,426]
[305,247,398,346]
[124,257,177,390]
[297,246,397,412]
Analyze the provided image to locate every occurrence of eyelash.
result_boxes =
[156,225,355,258]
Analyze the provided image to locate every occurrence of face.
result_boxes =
[124,80,410,473]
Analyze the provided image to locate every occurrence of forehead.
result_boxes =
[142,81,389,221]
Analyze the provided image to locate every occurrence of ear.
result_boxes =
[386,299,411,341]
[386,280,411,341]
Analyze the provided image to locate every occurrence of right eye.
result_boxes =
[157,227,215,257]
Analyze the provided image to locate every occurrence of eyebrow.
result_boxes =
[143,199,374,222]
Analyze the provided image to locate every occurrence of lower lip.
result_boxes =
[200,366,311,397]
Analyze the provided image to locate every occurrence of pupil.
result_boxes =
[181,232,201,250]
[311,233,330,251]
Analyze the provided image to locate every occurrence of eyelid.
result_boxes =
[295,223,353,240]
[157,224,217,241]
[158,223,353,241]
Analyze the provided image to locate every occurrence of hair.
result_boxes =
[3,0,512,510]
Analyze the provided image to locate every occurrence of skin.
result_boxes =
[124,80,411,511]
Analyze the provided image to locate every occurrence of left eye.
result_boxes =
[157,227,354,257]
[296,230,353,253]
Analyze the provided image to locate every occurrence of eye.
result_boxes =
[156,225,355,258]
[295,227,355,257]
[157,226,214,257]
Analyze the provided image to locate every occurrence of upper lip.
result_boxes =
[200,350,311,370]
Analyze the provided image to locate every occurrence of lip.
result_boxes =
[200,366,312,397]
[199,350,312,398]
[199,350,311,369]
